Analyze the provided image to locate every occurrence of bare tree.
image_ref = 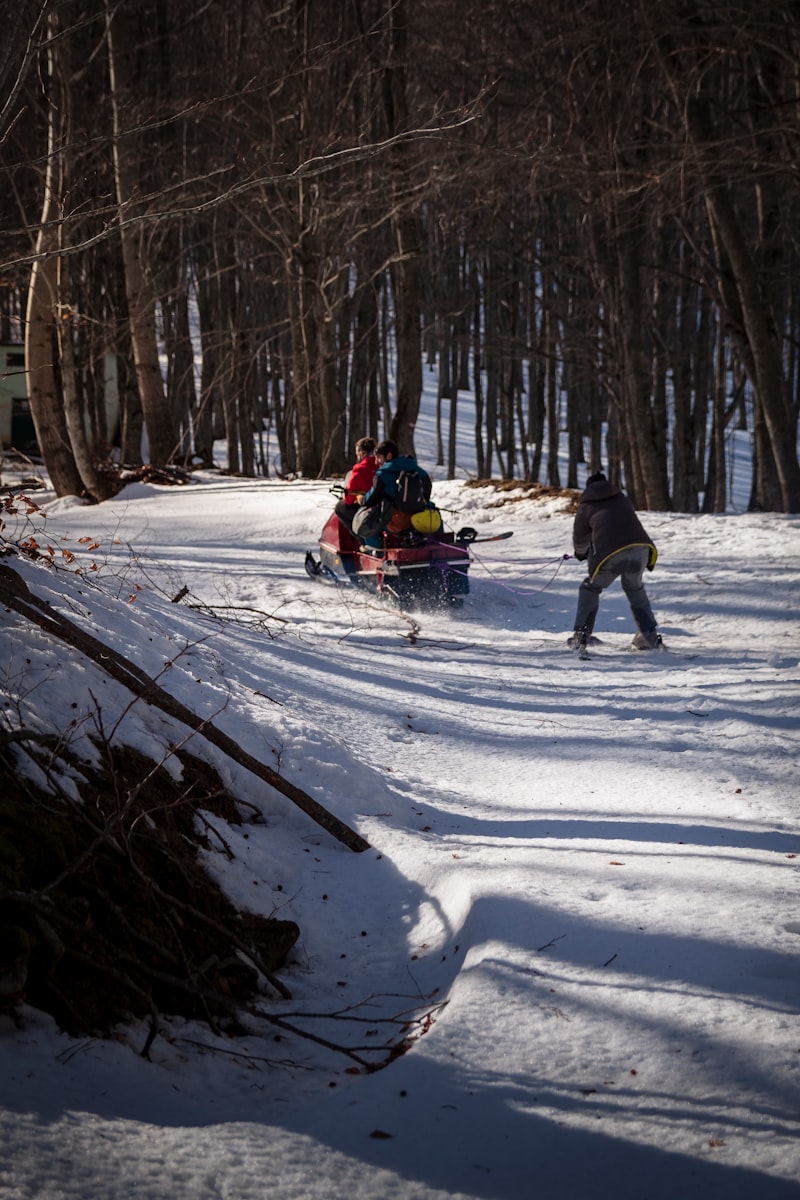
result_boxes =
[105,0,177,467]
[24,9,85,497]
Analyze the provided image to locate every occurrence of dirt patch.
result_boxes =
[462,478,580,513]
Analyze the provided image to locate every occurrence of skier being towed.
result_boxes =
[569,470,661,653]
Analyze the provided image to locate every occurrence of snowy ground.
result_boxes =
[1,445,799,1199]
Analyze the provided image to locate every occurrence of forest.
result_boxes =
[1,0,800,512]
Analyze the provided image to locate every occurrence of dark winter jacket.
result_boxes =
[573,479,656,578]
[362,455,432,510]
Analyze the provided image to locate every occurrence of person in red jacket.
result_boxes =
[334,437,377,533]
[569,471,661,653]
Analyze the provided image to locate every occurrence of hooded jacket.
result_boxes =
[573,478,656,578]
[362,455,432,509]
[343,454,377,505]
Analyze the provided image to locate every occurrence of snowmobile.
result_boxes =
[305,509,493,608]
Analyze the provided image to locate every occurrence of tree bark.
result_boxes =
[105,0,176,467]
[612,205,670,511]
[384,0,423,456]
[24,12,83,498]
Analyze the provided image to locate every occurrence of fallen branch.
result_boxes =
[0,727,60,748]
[0,564,369,852]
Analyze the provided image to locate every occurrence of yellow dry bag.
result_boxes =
[410,507,442,535]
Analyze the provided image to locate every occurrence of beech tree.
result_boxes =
[105,0,177,467]
[24,8,85,498]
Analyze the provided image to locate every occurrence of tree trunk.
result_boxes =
[349,269,380,448]
[317,270,347,478]
[105,0,176,467]
[57,261,112,500]
[161,259,197,465]
[24,12,82,498]
[613,209,670,510]
[389,219,423,456]
[50,26,112,502]
[384,0,422,456]
[25,256,83,496]
[287,240,318,477]
[471,256,486,478]
[668,248,697,512]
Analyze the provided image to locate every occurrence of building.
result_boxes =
[0,343,119,456]
[0,344,35,454]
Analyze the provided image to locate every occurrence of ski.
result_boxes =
[569,640,699,662]
[567,633,671,660]
[567,631,598,659]
[458,529,514,544]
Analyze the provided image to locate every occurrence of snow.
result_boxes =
[1,425,799,1199]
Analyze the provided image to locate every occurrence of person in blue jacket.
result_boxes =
[357,440,432,547]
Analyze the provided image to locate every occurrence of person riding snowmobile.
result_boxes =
[356,439,432,547]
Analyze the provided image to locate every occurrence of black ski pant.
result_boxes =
[573,546,657,635]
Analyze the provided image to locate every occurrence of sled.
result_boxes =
[305,511,478,608]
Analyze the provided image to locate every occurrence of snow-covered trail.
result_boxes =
[2,478,799,1199]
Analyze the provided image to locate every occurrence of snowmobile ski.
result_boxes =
[456,528,514,544]
[472,530,514,543]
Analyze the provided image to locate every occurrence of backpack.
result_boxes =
[393,468,427,513]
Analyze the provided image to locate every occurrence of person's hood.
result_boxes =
[380,454,419,476]
[580,479,621,503]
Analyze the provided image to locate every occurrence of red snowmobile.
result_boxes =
[305,511,490,608]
